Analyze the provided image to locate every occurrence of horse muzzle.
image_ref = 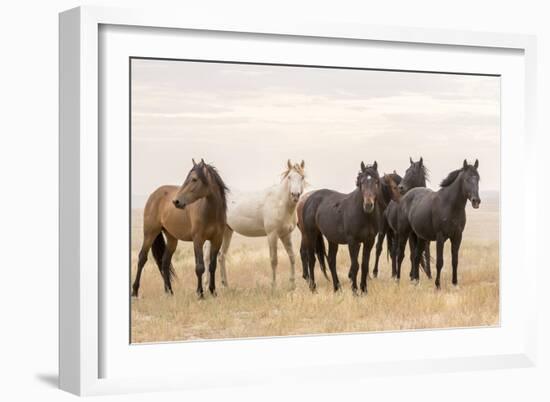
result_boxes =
[470,197,481,209]
[363,202,375,213]
[290,192,301,203]
[173,199,187,209]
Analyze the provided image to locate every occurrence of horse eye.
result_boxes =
[192,178,198,182]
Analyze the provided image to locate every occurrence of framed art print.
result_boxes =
[59,6,538,396]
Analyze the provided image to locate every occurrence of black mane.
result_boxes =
[204,163,229,214]
[440,165,479,188]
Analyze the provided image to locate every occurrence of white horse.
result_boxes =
[206,160,306,288]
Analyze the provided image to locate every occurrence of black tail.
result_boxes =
[314,234,330,281]
[151,232,176,281]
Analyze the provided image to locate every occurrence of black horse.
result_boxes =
[385,157,431,279]
[302,162,381,294]
[395,159,481,288]
[370,171,402,278]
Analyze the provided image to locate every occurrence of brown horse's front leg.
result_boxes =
[193,239,206,298]
[360,236,375,294]
[208,241,221,296]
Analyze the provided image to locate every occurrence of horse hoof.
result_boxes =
[412,279,419,286]
[210,289,217,297]
[131,290,139,298]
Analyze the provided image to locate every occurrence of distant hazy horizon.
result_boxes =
[131,59,500,208]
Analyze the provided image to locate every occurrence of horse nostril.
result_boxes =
[173,199,179,206]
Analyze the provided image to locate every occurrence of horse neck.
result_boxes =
[203,182,226,223]
[275,179,295,213]
[415,176,427,189]
[439,172,467,211]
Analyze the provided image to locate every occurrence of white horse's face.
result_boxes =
[287,169,305,203]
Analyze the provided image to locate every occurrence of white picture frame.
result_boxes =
[59,5,538,396]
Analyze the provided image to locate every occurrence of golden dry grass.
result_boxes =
[131,194,499,343]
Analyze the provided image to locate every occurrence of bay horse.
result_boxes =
[302,161,381,294]
[385,157,431,279]
[215,160,306,288]
[131,159,228,298]
[396,159,480,288]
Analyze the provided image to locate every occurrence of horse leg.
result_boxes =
[435,234,445,289]
[203,241,211,288]
[306,234,317,292]
[193,238,206,298]
[360,236,375,294]
[373,228,386,278]
[424,242,432,279]
[412,237,427,282]
[280,233,296,288]
[267,232,278,288]
[396,233,408,281]
[408,233,417,280]
[348,241,361,294]
[161,233,178,295]
[217,227,233,287]
[327,242,340,292]
[299,235,309,281]
[386,230,396,278]
[208,243,221,296]
[132,232,156,297]
[451,234,462,286]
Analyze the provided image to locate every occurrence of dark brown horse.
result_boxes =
[395,159,480,288]
[385,157,431,279]
[368,171,402,278]
[301,162,381,294]
[131,159,228,298]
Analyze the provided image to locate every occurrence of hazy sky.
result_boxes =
[131,59,500,207]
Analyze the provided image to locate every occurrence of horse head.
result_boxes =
[398,156,428,194]
[462,159,481,209]
[172,158,212,209]
[383,173,401,202]
[357,161,380,213]
[283,159,306,204]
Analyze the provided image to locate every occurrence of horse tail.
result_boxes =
[151,232,177,280]
[315,234,330,281]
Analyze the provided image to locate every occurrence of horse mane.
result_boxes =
[440,168,462,187]
[203,163,229,214]
[419,164,430,183]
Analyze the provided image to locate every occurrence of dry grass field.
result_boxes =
[130,193,499,343]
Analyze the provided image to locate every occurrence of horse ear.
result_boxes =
[200,158,205,165]
[300,160,305,169]
[360,161,366,171]
[409,156,413,165]
[419,157,423,166]
[373,161,378,171]
[474,159,479,169]
[192,158,197,166]
[463,159,468,169]
[393,170,397,175]
[287,159,292,169]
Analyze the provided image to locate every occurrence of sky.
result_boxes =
[131,59,500,207]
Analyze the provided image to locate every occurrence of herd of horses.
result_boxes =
[131,157,481,298]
